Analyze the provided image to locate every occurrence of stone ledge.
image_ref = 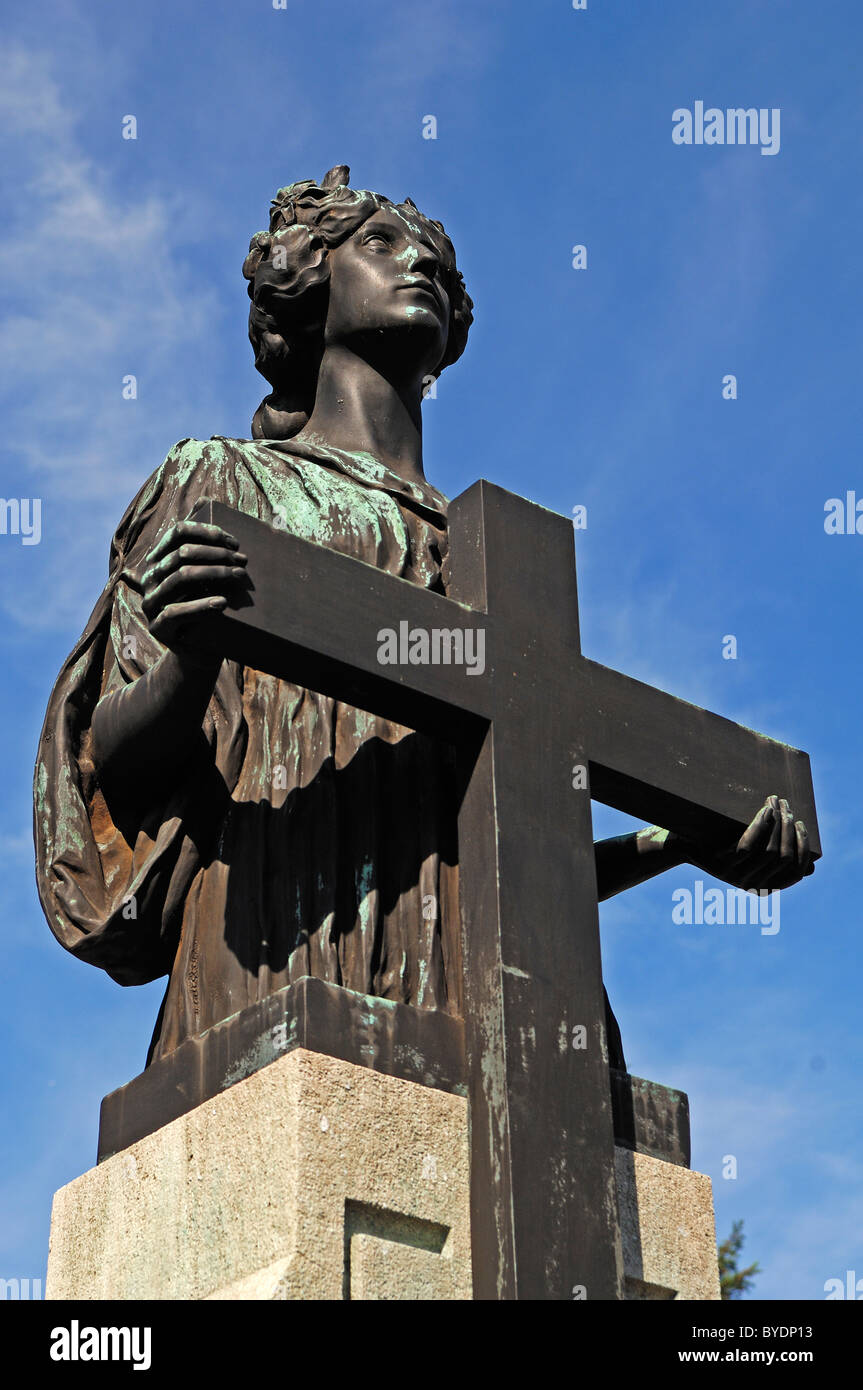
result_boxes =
[98,978,691,1170]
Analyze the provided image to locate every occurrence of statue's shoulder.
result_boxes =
[133,436,268,512]
[113,437,260,559]
[155,435,257,490]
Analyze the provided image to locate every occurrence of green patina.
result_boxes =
[169,437,214,486]
[34,759,48,816]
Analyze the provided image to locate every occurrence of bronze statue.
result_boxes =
[34,167,814,1068]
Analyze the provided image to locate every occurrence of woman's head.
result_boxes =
[243,165,473,439]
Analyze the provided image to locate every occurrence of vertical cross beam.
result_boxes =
[448,483,624,1301]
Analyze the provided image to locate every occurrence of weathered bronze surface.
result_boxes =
[34,167,819,1299]
[97,977,468,1162]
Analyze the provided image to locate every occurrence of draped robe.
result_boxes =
[34,435,462,1063]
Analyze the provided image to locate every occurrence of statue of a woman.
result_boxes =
[34,167,813,1067]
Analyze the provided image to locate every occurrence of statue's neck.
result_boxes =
[297,346,426,486]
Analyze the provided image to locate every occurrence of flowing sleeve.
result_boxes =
[33,439,247,986]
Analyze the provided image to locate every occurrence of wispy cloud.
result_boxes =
[0,45,221,630]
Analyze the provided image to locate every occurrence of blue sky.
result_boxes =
[1,0,860,1300]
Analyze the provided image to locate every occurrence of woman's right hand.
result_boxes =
[140,519,250,651]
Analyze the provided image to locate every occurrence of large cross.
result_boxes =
[191,481,819,1301]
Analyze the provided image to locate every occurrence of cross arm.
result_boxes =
[190,499,821,857]
[574,657,821,858]
[188,500,492,743]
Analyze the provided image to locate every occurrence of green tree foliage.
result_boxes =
[718,1219,760,1299]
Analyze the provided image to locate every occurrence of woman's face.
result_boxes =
[322,206,451,376]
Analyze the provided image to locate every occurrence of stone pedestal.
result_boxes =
[47,1041,719,1301]
[616,1149,720,1300]
[48,1048,471,1301]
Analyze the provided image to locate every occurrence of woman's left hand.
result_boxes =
[676,795,816,891]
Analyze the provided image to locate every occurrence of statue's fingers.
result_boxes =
[150,595,228,643]
[736,826,779,884]
[764,797,783,855]
[148,521,240,565]
[730,831,776,886]
[778,799,796,861]
[736,802,774,854]
[146,523,183,565]
[749,800,791,885]
[144,564,249,616]
[795,820,815,877]
[144,545,246,589]
[748,820,813,890]
[737,820,813,891]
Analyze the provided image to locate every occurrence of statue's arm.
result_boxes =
[595,797,815,901]
[594,827,685,901]
[91,648,222,784]
[91,516,249,788]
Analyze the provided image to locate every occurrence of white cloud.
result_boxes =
[0,45,222,630]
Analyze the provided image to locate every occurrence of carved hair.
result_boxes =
[242,165,474,440]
